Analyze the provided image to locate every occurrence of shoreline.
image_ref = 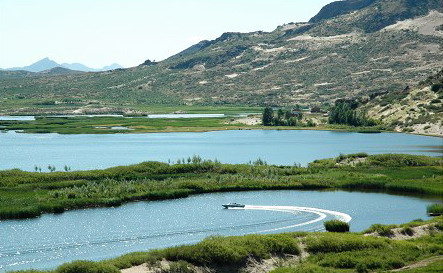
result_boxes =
[1,113,442,137]
[2,123,443,138]
[1,154,441,221]
[2,154,442,273]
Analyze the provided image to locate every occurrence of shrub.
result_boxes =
[335,153,368,163]
[400,226,415,236]
[270,264,343,272]
[161,261,195,273]
[356,263,369,273]
[306,234,387,253]
[427,204,443,215]
[324,220,350,232]
[56,260,119,273]
[365,154,441,167]
[365,224,394,237]
[431,83,443,92]
[162,234,300,266]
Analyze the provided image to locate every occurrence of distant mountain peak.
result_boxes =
[5,59,124,72]
[309,0,376,23]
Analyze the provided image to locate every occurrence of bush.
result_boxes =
[162,234,300,266]
[270,263,343,272]
[400,226,415,236]
[365,224,394,236]
[427,204,443,215]
[56,260,119,273]
[335,153,368,163]
[161,261,195,273]
[324,220,350,232]
[365,154,442,167]
[355,263,369,273]
[431,83,443,92]
[306,234,387,253]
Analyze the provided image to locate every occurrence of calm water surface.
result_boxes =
[0,116,35,121]
[0,130,441,171]
[1,190,437,272]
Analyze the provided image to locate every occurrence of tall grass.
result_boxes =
[162,234,300,266]
[427,204,443,215]
[1,154,442,220]
[324,220,350,232]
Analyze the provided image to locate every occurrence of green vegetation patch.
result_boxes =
[324,220,350,233]
[1,154,442,220]
[427,204,443,215]
[161,234,300,266]
[10,218,443,273]
[0,116,253,134]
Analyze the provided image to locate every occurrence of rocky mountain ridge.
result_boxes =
[1,0,442,115]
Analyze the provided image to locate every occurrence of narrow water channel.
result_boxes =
[1,190,437,272]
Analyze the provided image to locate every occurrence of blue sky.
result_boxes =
[0,0,334,68]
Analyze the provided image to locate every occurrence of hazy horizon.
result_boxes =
[0,0,335,69]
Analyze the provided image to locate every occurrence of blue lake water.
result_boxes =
[0,130,441,171]
[0,116,35,121]
[0,190,438,272]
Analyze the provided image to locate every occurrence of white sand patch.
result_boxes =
[383,11,443,37]
[314,82,333,87]
[288,32,358,42]
[263,47,286,53]
[121,263,150,273]
[252,46,264,52]
[365,224,439,240]
[352,69,392,75]
[285,57,308,64]
[253,64,272,71]
[372,69,393,72]
[352,70,371,75]
[225,73,239,78]
[183,97,202,102]
[370,56,390,62]
[411,122,443,137]
[226,116,261,125]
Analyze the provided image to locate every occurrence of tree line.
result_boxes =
[328,99,377,126]
[262,107,315,127]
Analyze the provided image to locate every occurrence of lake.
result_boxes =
[0,130,441,171]
[0,190,438,272]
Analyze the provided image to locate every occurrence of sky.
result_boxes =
[0,0,335,69]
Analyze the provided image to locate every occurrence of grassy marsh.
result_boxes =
[0,154,441,220]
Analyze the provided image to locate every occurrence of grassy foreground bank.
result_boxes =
[11,217,443,273]
[1,154,441,220]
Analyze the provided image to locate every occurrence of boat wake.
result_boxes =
[238,205,352,233]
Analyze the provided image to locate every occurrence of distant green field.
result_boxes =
[0,114,390,134]
[0,116,245,134]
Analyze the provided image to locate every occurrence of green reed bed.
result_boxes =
[427,204,443,215]
[324,220,350,232]
[0,116,253,134]
[0,154,442,220]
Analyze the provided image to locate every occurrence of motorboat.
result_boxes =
[222,203,245,209]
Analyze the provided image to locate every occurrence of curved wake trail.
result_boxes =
[241,205,352,233]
